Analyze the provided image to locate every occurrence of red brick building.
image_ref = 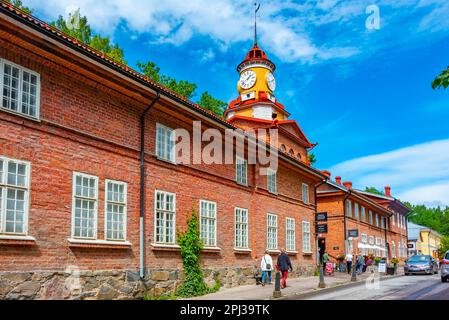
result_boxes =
[0,3,326,299]
[317,172,409,263]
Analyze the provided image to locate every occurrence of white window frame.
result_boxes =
[235,156,248,186]
[155,123,176,163]
[376,237,381,256]
[71,172,99,240]
[369,210,373,225]
[234,207,249,249]
[369,235,375,255]
[361,233,367,255]
[199,200,217,247]
[0,156,31,236]
[347,200,352,218]
[0,59,40,119]
[392,211,395,226]
[391,241,396,258]
[154,190,176,244]
[286,217,296,252]
[267,169,277,194]
[375,213,379,228]
[354,202,359,220]
[302,221,312,253]
[104,179,128,242]
[361,206,366,222]
[302,183,309,205]
[267,213,278,250]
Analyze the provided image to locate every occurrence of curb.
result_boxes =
[278,274,404,300]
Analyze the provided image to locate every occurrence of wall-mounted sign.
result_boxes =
[348,229,359,238]
[333,246,339,250]
[315,212,328,222]
[316,224,328,234]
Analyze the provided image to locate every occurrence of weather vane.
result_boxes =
[254,2,261,45]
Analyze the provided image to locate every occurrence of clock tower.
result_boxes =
[224,5,316,165]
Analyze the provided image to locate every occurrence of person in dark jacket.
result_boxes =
[277,248,293,289]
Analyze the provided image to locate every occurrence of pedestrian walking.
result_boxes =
[277,248,293,289]
[356,251,365,275]
[260,250,273,286]
[345,252,353,275]
[322,251,329,274]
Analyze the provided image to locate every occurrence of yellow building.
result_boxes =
[407,222,442,258]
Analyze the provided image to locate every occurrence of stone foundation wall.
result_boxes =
[0,265,315,300]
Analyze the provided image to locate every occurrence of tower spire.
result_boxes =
[254,3,260,45]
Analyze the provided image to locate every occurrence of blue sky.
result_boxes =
[24,0,449,206]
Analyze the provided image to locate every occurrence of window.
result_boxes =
[0,157,30,235]
[376,237,381,256]
[72,173,98,239]
[369,236,375,255]
[235,156,247,185]
[381,217,386,229]
[0,59,40,119]
[346,200,352,217]
[369,210,373,225]
[296,153,302,161]
[391,211,395,226]
[154,191,176,244]
[280,145,286,153]
[200,200,217,247]
[391,241,396,257]
[105,180,127,241]
[302,221,311,253]
[267,213,277,250]
[361,234,367,255]
[286,218,296,252]
[302,183,309,204]
[288,149,294,157]
[354,203,359,220]
[375,213,379,228]
[156,123,175,162]
[361,206,366,222]
[235,208,248,249]
[267,169,277,194]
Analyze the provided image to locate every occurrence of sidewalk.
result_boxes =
[188,269,404,300]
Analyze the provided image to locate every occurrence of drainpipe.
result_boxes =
[342,190,352,255]
[140,92,161,279]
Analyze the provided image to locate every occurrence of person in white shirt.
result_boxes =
[345,253,353,274]
[260,250,273,286]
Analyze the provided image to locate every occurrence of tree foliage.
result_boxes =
[51,13,126,65]
[432,67,449,90]
[308,153,317,165]
[364,187,384,195]
[5,0,31,13]
[198,91,227,116]
[406,202,449,237]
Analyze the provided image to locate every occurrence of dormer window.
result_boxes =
[280,145,286,153]
[288,149,294,157]
[297,153,302,160]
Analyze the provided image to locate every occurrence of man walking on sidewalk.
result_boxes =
[277,248,293,289]
[345,252,353,275]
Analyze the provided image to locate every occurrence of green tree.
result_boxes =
[439,235,449,258]
[407,203,449,236]
[308,153,317,165]
[364,187,384,195]
[51,13,126,65]
[432,67,449,90]
[5,0,31,13]
[137,61,198,100]
[198,91,227,116]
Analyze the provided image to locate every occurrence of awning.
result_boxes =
[358,243,387,252]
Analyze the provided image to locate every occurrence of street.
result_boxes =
[301,274,449,300]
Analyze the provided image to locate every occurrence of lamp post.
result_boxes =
[273,271,282,298]
[351,241,357,282]
[318,261,326,288]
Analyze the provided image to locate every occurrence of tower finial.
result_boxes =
[254,3,260,45]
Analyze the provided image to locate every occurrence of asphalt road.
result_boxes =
[301,274,449,300]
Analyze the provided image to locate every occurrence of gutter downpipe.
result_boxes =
[343,190,352,255]
[140,91,161,279]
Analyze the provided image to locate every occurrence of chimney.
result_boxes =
[385,186,391,197]
[343,181,353,189]
[321,170,331,179]
[335,176,342,185]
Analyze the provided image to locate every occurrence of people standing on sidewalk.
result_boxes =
[277,248,293,289]
[260,250,273,286]
[322,251,329,274]
[345,252,353,274]
[356,251,365,275]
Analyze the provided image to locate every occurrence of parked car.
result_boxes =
[404,255,439,275]
[441,251,449,283]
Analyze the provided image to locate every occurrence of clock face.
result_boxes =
[266,72,276,91]
[239,70,257,90]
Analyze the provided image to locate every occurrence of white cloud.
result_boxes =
[329,138,449,206]
[24,0,449,64]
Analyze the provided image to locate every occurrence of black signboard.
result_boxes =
[315,212,328,222]
[348,229,359,238]
[316,224,328,234]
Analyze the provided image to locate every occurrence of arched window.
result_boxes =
[288,149,294,157]
[280,144,286,153]
[297,153,302,160]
